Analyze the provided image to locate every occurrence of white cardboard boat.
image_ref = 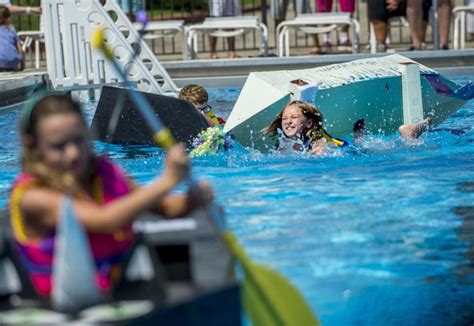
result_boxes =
[224,54,474,151]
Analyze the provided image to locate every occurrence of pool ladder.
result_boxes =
[41,0,179,97]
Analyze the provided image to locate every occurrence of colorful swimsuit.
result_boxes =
[9,158,134,297]
[303,128,349,152]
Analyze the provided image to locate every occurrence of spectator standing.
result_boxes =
[315,0,355,49]
[0,0,41,15]
[0,5,24,71]
[208,0,241,59]
[404,0,452,50]
[435,0,453,49]
[405,0,425,50]
[368,0,430,52]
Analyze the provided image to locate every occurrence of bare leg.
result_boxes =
[399,117,432,139]
[372,20,388,51]
[310,34,320,54]
[372,20,388,44]
[420,20,427,44]
[406,0,423,49]
[209,35,219,59]
[227,36,239,58]
[437,0,453,48]
[339,25,351,45]
[274,19,284,45]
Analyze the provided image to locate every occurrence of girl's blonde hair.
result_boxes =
[21,94,97,197]
[178,84,208,104]
[261,100,324,137]
[0,5,11,25]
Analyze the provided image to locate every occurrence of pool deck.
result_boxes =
[1,49,474,105]
[167,49,474,87]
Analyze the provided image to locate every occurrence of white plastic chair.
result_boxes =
[17,16,44,69]
[132,20,187,60]
[276,13,360,57]
[453,5,474,49]
[185,16,268,59]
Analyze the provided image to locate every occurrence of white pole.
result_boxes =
[399,62,424,125]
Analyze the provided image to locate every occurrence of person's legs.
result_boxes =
[316,0,333,48]
[338,0,355,45]
[372,20,389,45]
[271,0,289,45]
[227,36,238,58]
[420,0,430,45]
[398,117,432,139]
[209,36,219,59]
[367,0,390,51]
[310,34,321,54]
[406,0,424,49]
[437,0,453,49]
[316,0,332,12]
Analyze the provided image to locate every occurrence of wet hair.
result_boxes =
[261,100,324,138]
[0,5,11,25]
[21,94,96,197]
[352,118,365,133]
[178,84,208,105]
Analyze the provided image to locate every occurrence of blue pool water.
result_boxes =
[1,81,474,325]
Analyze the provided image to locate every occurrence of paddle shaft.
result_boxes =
[99,42,175,150]
[107,21,149,138]
[93,29,318,325]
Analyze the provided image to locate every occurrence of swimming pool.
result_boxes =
[1,81,473,325]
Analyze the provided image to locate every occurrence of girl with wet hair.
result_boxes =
[262,100,347,154]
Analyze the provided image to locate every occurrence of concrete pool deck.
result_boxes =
[1,49,474,106]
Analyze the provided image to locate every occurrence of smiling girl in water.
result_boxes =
[262,100,348,155]
[262,100,432,155]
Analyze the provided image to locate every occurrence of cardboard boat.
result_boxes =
[0,208,241,324]
[224,54,474,151]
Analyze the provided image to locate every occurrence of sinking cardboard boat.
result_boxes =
[224,54,474,151]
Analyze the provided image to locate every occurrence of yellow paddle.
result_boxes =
[92,28,320,325]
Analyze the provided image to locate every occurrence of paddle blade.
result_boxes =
[152,128,175,150]
[92,28,113,59]
[223,232,320,326]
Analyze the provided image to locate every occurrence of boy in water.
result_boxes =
[178,84,225,127]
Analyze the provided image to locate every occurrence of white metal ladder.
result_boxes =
[42,0,179,95]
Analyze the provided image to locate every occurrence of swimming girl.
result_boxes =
[263,100,433,154]
[9,94,213,297]
[262,100,348,155]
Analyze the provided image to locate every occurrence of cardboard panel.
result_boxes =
[91,86,209,146]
